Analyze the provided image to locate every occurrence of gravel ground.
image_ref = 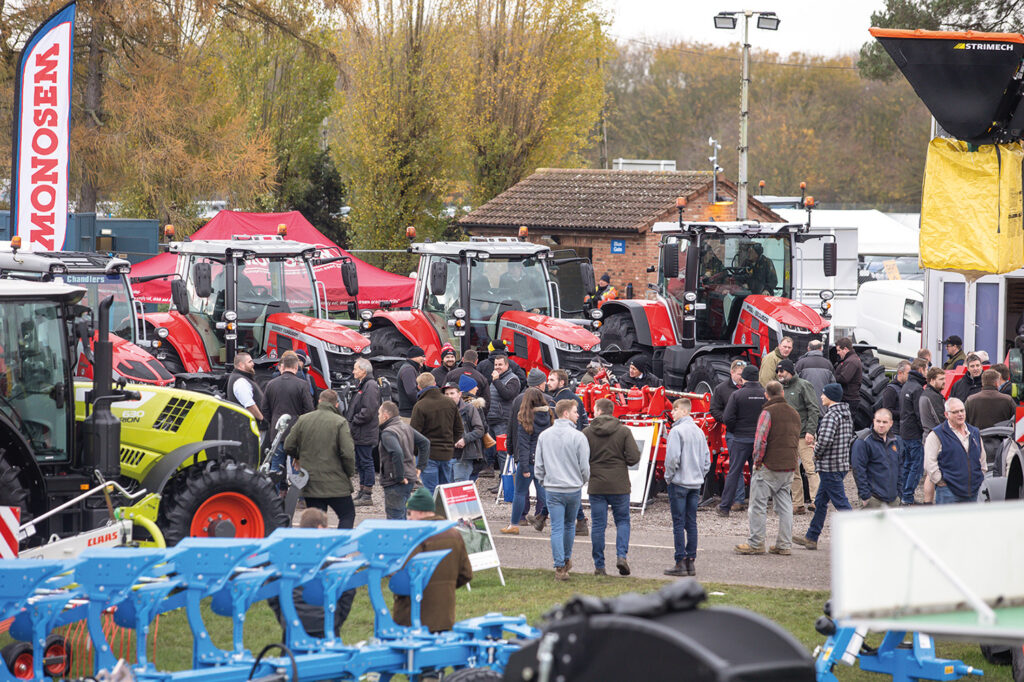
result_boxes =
[304,470,913,592]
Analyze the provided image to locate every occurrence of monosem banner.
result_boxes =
[10,1,77,252]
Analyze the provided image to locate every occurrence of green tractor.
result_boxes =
[0,278,287,551]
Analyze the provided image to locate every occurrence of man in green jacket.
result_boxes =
[583,398,641,577]
[285,389,357,528]
[759,336,794,387]
[776,359,820,514]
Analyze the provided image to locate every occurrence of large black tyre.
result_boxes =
[159,459,289,546]
[0,452,29,516]
[856,351,886,430]
[1012,643,1024,682]
[599,313,639,354]
[980,643,1013,666]
[370,326,412,403]
[444,667,503,682]
[686,355,732,395]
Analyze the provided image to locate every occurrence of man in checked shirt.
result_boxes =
[793,383,855,551]
[734,381,801,556]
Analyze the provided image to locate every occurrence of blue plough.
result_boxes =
[0,520,537,681]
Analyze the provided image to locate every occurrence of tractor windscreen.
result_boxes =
[662,234,791,342]
[871,28,1024,143]
[60,274,136,342]
[0,300,71,461]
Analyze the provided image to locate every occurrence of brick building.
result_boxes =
[458,168,784,295]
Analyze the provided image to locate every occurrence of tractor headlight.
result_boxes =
[359,309,373,321]
[361,346,372,354]
[684,291,697,302]
[454,308,467,319]
[819,289,835,301]
[554,340,583,352]
[589,308,603,320]
[224,310,237,322]
[156,327,169,339]
[326,343,354,355]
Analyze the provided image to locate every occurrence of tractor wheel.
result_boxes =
[980,643,1013,666]
[856,351,886,430]
[160,459,289,546]
[370,326,412,403]
[444,667,503,682]
[599,313,639,354]
[0,450,30,523]
[686,355,731,395]
[2,642,34,679]
[1012,643,1024,682]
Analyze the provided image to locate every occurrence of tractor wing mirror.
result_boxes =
[429,261,447,296]
[341,260,359,297]
[662,243,679,279]
[822,242,837,278]
[171,279,189,315]
[192,262,213,299]
[580,262,596,295]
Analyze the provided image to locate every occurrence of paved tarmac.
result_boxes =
[344,475,860,591]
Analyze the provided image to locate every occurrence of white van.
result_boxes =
[855,280,923,367]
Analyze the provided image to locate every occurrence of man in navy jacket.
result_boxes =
[851,408,901,507]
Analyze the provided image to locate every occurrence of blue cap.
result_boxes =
[458,374,477,393]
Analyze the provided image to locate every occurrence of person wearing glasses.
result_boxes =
[923,398,985,504]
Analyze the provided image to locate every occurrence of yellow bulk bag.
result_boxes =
[920,137,1024,278]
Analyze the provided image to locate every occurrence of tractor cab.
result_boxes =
[411,236,601,355]
[0,281,80,467]
[368,235,601,381]
[656,220,834,362]
[153,236,369,389]
[0,246,173,386]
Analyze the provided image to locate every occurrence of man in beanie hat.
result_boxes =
[397,346,426,419]
[623,354,662,390]
[794,383,854,551]
[776,358,820,514]
[293,350,316,396]
[392,487,473,632]
[445,377,486,482]
[718,364,765,516]
[478,340,526,385]
[594,273,618,305]
[433,343,459,386]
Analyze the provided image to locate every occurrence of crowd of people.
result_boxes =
[222,332,1009,589]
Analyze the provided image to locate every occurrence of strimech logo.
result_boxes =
[953,42,1015,51]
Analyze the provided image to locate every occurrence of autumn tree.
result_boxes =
[463,0,610,204]
[331,0,466,264]
[600,41,930,208]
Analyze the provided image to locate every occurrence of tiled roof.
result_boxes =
[458,168,715,233]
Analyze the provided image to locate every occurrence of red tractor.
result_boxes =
[0,243,174,386]
[367,234,603,381]
[138,235,370,391]
[598,205,837,393]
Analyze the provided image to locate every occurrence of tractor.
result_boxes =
[0,279,286,554]
[367,232,603,382]
[138,235,369,393]
[0,242,174,387]
[597,202,887,427]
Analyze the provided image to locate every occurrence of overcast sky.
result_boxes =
[602,1,889,58]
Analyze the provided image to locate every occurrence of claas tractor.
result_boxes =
[598,203,838,394]
[367,233,603,382]
[0,279,286,554]
[138,235,369,393]
[0,243,173,387]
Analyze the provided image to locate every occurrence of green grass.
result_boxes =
[3,570,1012,679]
